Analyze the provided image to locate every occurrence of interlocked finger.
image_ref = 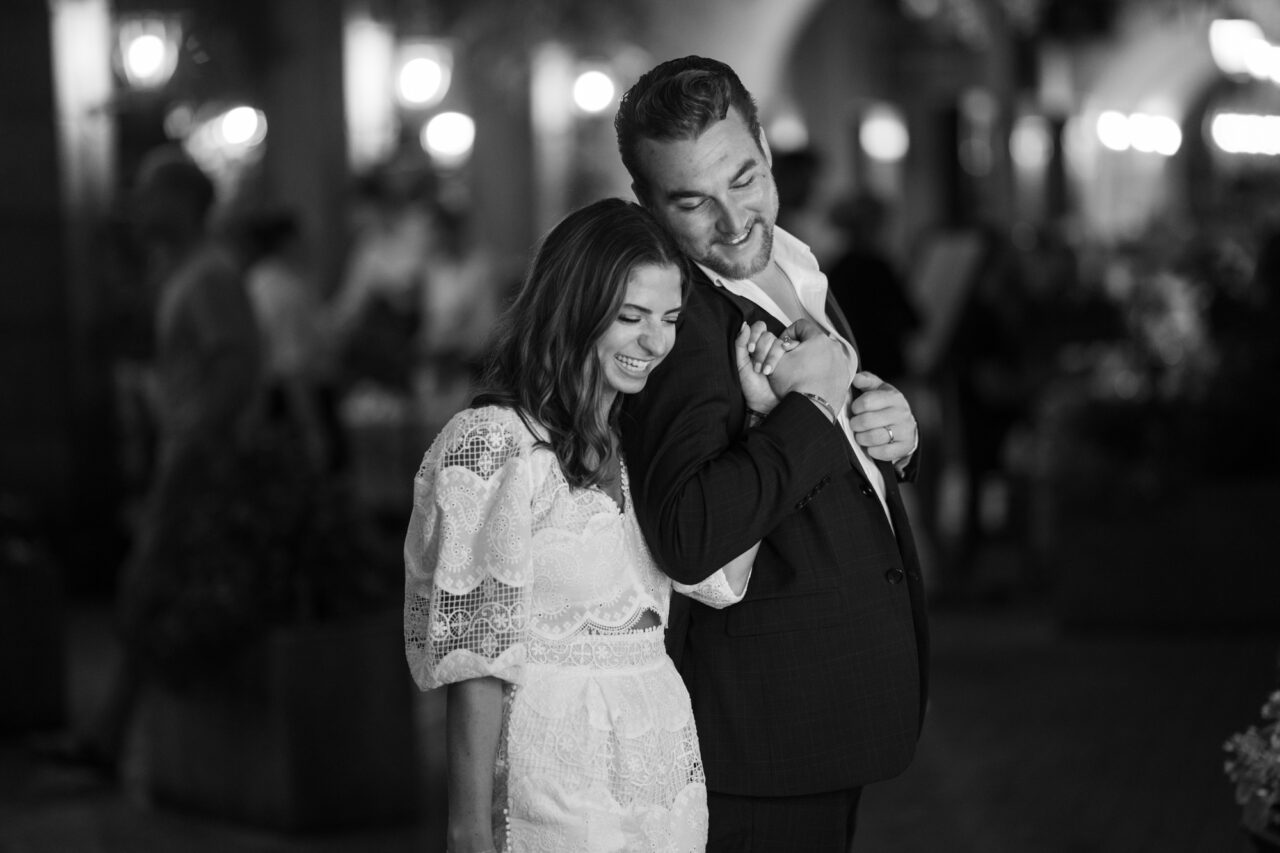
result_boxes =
[748,324,795,376]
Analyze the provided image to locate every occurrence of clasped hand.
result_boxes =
[734,318,918,464]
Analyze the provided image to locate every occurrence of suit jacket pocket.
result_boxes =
[725,587,843,637]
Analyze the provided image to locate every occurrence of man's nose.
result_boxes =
[716,198,749,236]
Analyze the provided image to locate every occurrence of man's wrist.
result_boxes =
[799,392,837,423]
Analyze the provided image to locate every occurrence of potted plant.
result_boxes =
[129,423,418,831]
[1225,689,1280,851]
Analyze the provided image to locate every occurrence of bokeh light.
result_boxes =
[1210,112,1280,155]
[395,43,452,109]
[1010,114,1053,169]
[220,106,266,147]
[860,104,909,162]
[572,70,616,113]
[1209,19,1267,77]
[1096,110,1131,152]
[1097,111,1181,156]
[422,111,475,166]
[116,17,180,89]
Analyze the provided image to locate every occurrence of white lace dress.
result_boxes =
[405,406,743,853]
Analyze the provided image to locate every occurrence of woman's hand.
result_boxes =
[734,321,797,417]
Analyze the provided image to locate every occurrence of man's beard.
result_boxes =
[696,222,774,281]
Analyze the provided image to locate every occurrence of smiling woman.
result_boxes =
[403,197,762,853]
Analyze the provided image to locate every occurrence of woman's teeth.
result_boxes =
[616,355,648,372]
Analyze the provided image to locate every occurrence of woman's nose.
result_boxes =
[639,325,670,356]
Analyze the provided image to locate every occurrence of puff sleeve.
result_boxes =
[404,409,535,690]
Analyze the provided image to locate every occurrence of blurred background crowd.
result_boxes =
[3,0,1280,850]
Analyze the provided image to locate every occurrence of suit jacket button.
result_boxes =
[884,568,905,585]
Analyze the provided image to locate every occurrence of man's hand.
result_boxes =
[848,371,918,464]
[765,319,854,409]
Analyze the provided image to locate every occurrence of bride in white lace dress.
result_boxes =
[404,199,773,853]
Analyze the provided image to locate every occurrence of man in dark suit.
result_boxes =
[615,56,929,852]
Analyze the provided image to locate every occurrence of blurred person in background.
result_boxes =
[771,146,841,266]
[331,168,432,395]
[328,167,434,519]
[242,209,344,473]
[936,223,1032,602]
[413,200,505,435]
[404,198,777,853]
[825,191,921,386]
[59,147,265,776]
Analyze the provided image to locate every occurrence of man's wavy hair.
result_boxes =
[476,198,689,488]
[615,55,763,203]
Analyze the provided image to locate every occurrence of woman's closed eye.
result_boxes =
[619,313,678,326]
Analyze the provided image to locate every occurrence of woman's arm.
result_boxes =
[675,541,760,608]
[445,676,504,853]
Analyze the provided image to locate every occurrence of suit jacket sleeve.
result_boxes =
[620,283,852,585]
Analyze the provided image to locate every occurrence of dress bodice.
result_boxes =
[404,406,676,689]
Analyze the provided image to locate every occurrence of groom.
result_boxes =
[616,56,930,851]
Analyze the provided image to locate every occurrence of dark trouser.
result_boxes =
[707,787,863,852]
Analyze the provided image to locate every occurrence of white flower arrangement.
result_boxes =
[1226,690,1280,842]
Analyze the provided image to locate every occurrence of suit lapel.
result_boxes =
[695,267,784,332]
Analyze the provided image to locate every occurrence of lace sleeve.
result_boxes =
[673,567,753,609]
[672,543,757,609]
[404,409,534,690]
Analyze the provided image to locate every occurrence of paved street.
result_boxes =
[3,597,1276,853]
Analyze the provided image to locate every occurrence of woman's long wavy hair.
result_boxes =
[476,198,688,488]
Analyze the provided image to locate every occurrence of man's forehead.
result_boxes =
[635,112,760,192]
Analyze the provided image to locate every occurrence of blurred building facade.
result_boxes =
[5,0,1280,624]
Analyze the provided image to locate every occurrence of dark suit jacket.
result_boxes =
[620,266,929,797]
